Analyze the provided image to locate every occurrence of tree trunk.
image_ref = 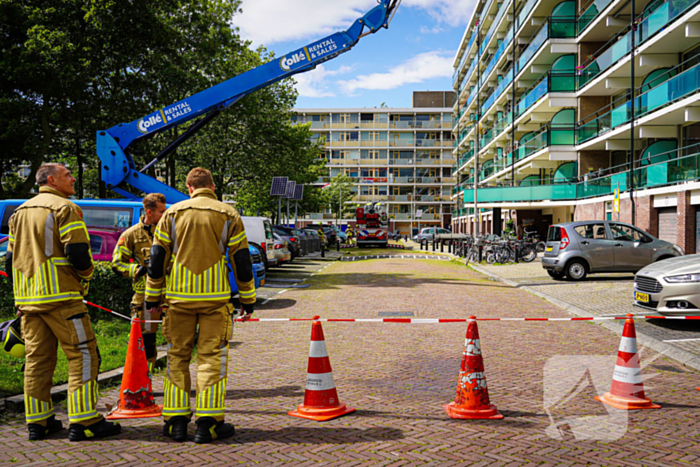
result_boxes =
[76,131,84,199]
[18,99,52,198]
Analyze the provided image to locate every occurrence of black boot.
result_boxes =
[68,419,121,442]
[163,416,189,442]
[194,417,235,444]
[28,415,63,441]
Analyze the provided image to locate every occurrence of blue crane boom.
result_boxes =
[97,0,400,203]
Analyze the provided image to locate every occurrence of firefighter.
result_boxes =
[346,226,355,245]
[6,163,121,441]
[145,167,255,444]
[317,226,326,247]
[112,193,167,373]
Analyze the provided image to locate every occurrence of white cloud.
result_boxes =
[235,0,474,46]
[337,51,454,94]
[293,65,353,98]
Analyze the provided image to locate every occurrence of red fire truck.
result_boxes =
[355,202,388,247]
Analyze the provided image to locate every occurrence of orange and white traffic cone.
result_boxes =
[289,316,355,421]
[444,316,503,420]
[107,319,162,419]
[595,314,660,410]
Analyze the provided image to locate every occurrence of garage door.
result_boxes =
[695,207,700,254]
[657,207,677,244]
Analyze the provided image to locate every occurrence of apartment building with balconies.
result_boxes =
[293,91,455,236]
[452,0,700,253]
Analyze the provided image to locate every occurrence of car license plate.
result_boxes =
[635,291,650,303]
[545,246,552,252]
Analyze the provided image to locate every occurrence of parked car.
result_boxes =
[633,254,700,316]
[413,227,453,243]
[273,227,300,259]
[306,224,337,245]
[328,225,347,243]
[272,233,292,265]
[1,199,266,290]
[542,221,683,281]
[241,216,277,270]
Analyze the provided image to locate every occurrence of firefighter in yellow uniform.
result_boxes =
[145,168,255,444]
[112,193,167,373]
[6,163,121,441]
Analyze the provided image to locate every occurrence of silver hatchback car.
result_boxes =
[541,221,683,281]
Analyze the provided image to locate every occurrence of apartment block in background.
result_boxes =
[293,91,455,236]
[452,0,700,254]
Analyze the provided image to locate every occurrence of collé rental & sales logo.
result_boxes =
[279,51,307,71]
[137,113,163,134]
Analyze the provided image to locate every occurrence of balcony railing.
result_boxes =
[577,59,700,144]
[578,0,700,89]
[577,0,615,33]
[462,148,700,203]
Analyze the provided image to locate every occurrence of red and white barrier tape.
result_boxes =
[233,315,700,323]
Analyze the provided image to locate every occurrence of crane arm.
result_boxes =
[97,0,400,203]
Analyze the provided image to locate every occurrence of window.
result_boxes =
[90,235,104,255]
[609,223,647,242]
[573,223,607,239]
[81,206,133,229]
[0,237,8,259]
[605,201,612,220]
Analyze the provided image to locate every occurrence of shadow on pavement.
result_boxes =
[646,318,700,332]
[224,385,304,400]
[228,426,404,444]
[300,272,511,291]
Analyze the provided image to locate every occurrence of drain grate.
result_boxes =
[377,311,415,317]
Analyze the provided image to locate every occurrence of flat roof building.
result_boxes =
[294,91,455,235]
[452,0,700,254]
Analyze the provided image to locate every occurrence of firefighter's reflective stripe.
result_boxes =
[24,395,54,423]
[145,286,165,302]
[67,381,99,423]
[195,379,226,417]
[7,233,14,242]
[155,228,170,243]
[227,231,246,247]
[12,258,83,305]
[239,288,255,300]
[166,257,230,301]
[163,379,190,416]
[59,221,87,238]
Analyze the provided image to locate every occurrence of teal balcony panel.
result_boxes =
[578,0,700,90]
[578,0,615,33]
[516,76,549,116]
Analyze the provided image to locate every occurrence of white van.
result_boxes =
[241,216,276,268]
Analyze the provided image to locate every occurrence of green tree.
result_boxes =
[322,174,356,223]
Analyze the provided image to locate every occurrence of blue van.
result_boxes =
[0,199,265,292]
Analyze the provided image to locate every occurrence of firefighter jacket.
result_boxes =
[145,188,256,311]
[112,216,155,299]
[7,187,93,313]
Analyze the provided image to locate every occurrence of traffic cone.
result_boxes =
[107,319,162,419]
[443,316,503,420]
[595,314,660,410]
[289,316,355,421]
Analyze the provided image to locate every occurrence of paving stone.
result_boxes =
[1,255,699,464]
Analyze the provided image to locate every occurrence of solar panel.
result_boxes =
[270,177,288,196]
[292,185,304,201]
[285,181,296,198]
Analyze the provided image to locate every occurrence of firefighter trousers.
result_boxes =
[130,297,162,373]
[162,302,233,422]
[21,301,102,427]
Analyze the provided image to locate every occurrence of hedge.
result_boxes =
[1,262,135,323]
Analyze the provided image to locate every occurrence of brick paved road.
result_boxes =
[477,260,700,359]
[1,255,700,465]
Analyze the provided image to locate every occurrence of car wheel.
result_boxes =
[566,260,587,281]
[547,270,566,280]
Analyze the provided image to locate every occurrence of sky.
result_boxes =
[232,0,476,109]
